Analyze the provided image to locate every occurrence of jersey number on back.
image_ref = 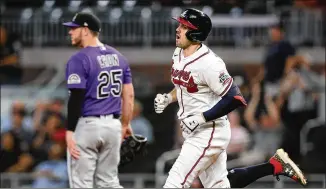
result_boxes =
[97,69,122,99]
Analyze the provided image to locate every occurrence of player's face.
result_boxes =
[176,23,192,49]
[68,27,83,47]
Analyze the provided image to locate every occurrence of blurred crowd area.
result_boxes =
[1,1,326,188]
[1,98,68,187]
[1,0,325,48]
[2,0,326,13]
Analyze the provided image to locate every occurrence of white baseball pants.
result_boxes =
[164,120,231,188]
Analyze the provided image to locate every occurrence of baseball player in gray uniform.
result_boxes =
[63,12,134,188]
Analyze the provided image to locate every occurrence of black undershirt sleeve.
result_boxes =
[202,83,247,122]
[67,88,85,131]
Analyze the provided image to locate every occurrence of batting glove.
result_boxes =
[181,114,206,134]
[154,93,172,114]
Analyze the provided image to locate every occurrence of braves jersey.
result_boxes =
[171,44,233,120]
[65,45,132,116]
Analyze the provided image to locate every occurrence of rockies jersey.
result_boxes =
[171,44,233,120]
[65,45,132,116]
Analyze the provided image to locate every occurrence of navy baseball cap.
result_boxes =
[63,12,101,32]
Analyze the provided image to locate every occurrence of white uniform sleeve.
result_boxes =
[201,60,233,97]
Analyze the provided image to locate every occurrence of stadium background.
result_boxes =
[0,0,325,188]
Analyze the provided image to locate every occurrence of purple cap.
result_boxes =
[62,12,101,32]
[62,21,81,27]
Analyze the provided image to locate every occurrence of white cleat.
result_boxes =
[269,149,308,186]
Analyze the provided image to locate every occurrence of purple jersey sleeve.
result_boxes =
[123,66,132,84]
[65,54,87,89]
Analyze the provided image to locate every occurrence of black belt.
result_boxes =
[83,114,120,119]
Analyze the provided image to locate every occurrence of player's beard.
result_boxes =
[72,31,83,48]
[177,39,191,49]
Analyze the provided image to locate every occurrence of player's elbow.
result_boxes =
[122,83,135,100]
[224,83,247,107]
[234,95,247,107]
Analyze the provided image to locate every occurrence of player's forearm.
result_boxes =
[121,100,134,126]
[168,88,177,103]
[202,83,247,122]
[121,83,135,126]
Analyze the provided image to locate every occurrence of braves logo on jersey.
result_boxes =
[171,68,198,93]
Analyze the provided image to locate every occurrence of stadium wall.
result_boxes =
[22,47,325,66]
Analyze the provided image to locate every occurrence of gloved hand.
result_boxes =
[180,114,206,134]
[119,134,147,167]
[154,93,172,114]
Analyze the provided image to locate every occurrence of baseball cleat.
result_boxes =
[269,149,307,186]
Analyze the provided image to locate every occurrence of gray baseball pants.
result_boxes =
[67,115,122,188]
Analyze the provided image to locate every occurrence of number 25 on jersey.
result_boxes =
[97,69,122,99]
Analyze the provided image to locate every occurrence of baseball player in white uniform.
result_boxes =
[154,8,308,188]
[154,8,247,188]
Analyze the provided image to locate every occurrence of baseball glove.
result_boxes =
[119,134,147,167]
